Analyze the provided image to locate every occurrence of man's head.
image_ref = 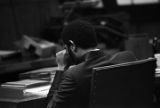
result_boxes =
[96,26,126,51]
[61,19,97,50]
[61,19,98,66]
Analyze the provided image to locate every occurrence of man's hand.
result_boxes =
[56,50,67,70]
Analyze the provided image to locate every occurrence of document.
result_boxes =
[24,84,51,96]
[1,79,50,89]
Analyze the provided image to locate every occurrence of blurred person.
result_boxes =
[47,19,137,108]
[96,25,127,57]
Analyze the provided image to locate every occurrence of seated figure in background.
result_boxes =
[47,19,137,108]
[96,25,127,57]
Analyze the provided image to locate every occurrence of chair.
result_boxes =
[90,58,156,108]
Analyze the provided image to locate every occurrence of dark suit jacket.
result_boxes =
[47,50,137,108]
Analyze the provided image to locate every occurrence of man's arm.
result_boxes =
[47,71,77,108]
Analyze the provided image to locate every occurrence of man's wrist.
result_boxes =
[57,66,65,71]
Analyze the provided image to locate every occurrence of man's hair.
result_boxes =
[61,20,97,49]
[96,26,127,51]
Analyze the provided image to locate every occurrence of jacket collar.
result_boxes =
[84,50,106,62]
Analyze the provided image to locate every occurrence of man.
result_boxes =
[47,20,137,108]
[95,25,127,56]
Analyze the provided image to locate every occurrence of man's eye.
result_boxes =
[64,45,67,49]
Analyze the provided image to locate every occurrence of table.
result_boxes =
[0,89,47,108]
[0,57,57,83]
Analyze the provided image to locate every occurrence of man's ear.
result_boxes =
[69,40,76,52]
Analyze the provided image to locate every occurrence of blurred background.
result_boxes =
[0,0,160,50]
[0,0,160,106]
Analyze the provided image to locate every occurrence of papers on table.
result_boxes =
[1,79,50,89]
[0,79,51,97]
[24,85,51,96]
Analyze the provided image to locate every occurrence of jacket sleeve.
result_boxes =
[47,70,77,108]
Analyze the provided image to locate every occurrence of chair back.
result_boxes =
[90,58,156,108]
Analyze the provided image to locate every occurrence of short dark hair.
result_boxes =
[96,26,127,50]
[61,20,97,49]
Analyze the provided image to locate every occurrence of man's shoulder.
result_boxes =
[114,51,135,56]
[110,51,137,64]
[66,62,85,74]
[114,51,137,58]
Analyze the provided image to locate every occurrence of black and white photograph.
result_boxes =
[0,0,160,108]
